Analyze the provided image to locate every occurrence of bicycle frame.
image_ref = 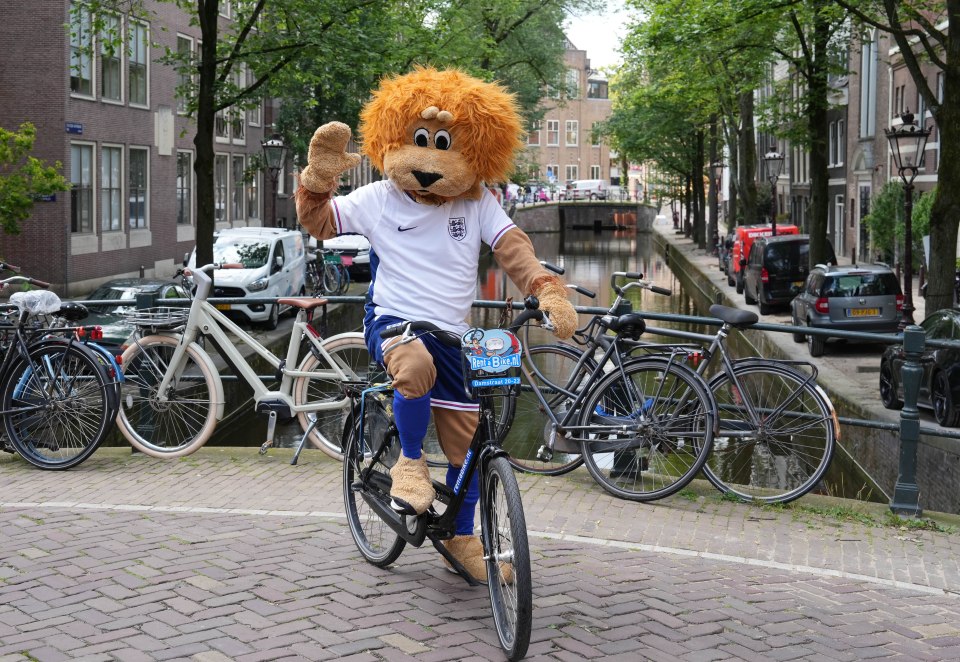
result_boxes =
[138,264,360,418]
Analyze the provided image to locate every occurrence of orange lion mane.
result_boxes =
[359,67,524,185]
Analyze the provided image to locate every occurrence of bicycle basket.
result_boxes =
[460,327,522,396]
[322,252,343,264]
[121,306,189,330]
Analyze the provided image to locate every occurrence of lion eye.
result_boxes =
[434,130,451,150]
[414,128,430,147]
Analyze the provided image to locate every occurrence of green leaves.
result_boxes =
[0,123,70,236]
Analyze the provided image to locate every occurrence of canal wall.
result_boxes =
[653,231,960,514]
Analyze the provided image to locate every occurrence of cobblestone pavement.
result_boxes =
[2,447,959,661]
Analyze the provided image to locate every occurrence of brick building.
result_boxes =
[522,40,615,193]
[0,2,284,296]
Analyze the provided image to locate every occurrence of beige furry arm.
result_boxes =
[492,229,578,339]
[299,122,362,193]
[294,122,362,241]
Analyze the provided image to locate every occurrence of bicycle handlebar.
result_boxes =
[610,271,671,297]
[0,275,51,289]
[0,262,22,274]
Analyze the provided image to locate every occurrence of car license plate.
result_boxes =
[847,307,879,317]
[341,255,354,267]
[215,303,231,311]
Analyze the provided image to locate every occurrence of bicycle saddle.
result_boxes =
[709,304,758,327]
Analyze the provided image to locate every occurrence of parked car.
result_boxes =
[308,233,372,281]
[718,232,735,274]
[791,263,903,357]
[743,234,836,315]
[729,223,800,291]
[879,308,960,427]
[559,179,608,201]
[187,227,306,329]
[84,278,191,354]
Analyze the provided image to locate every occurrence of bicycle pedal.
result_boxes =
[258,440,272,455]
[536,445,553,461]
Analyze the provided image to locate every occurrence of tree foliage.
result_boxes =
[0,123,70,236]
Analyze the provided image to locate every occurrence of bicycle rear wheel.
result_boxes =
[497,343,588,476]
[342,399,406,566]
[117,334,219,457]
[336,263,351,295]
[321,262,342,295]
[704,362,836,504]
[3,341,112,470]
[577,357,715,502]
[481,455,532,661]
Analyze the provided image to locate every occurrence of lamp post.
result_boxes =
[885,110,931,329]
[763,147,784,235]
[261,133,286,227]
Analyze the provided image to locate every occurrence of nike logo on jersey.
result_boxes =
[397,225,417,232]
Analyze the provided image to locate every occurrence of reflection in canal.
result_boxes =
[211,229,875,503]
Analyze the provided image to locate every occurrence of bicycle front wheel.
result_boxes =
[294,334,375,460]
[704,362,836,504]
[117,334,219,458]
[3,342,112,470]
[342,400,405,566]
[481,455,532,661]
[321,262,341,295]
[577,357,715,502]
[497,343,588,476]
[336,263,351,295]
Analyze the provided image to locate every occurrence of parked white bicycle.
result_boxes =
[116,262,371,459]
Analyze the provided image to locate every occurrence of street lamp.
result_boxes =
[885,110,931,329]
[763,146,784,236]
[261,133,286,227]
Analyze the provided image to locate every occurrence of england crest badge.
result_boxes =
[448,217,467,241]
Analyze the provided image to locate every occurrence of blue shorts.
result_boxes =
[364,311,477,411]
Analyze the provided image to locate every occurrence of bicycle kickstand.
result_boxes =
[290,415,320,466]
[258,410,278,456]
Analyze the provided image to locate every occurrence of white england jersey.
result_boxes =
[331,180,516,333]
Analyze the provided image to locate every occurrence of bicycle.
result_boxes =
[0,269,115,470]
[115,262,371,459]
[307,249,351,296]
[341,320,531,660]
[498,272,718,502]
[639,304,839,504]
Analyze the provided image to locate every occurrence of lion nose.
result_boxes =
[412,170,442,187]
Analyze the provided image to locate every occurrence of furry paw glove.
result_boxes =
[298,122,362,194]
[531,275,578,340]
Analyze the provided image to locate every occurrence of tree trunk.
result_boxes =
[708,116,720,245]
[193,1,220,268]
[737,91,758,224]
[924,0,960,315]
[695,129,706,248]
[806,2,832,267]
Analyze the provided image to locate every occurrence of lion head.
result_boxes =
[359,67,524,205]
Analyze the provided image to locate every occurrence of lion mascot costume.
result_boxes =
[295,67,577,580]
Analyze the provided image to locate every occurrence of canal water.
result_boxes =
[139,227,876,503]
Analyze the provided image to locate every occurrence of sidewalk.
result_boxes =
[1,446,959,661]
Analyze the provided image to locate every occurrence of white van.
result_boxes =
[561,179,609,201]
[187,227,306,329]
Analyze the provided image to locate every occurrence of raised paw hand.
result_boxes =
[299,122,362,194]
[534,278,578,340]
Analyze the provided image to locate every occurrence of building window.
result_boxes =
[100,14,122,101]
[215,155,228,223]
[128,20,148,106]
[527,120,541,146]
[565,120,578,146]
[547,164,559,185]
[247,67,261,126]
[859,31,876,138]
[893,84,906,117]
[829,122,837,166]
[590,165,600,179]
[587,80,608,99]
[176,35,193,115]
[70,3,93,97]
[231,66,246,144]
[177,151,192,225]
[215,109,229,141]
[546,120,559,146]
[129,147,148,229]
[247,170,259,220]
[836,119,844,166]
[71,143,94,233]
[565,165,578,182]
[232,155,246,222]
[566,69,580,99]
[101,146,122,232]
